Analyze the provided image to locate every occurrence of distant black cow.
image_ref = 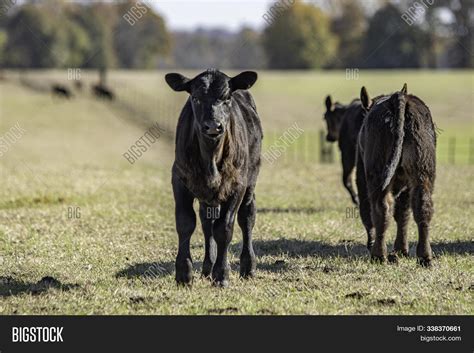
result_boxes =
[357,84,436,266]
[165,69,262,287]
[52,84,72,99]
[74,80,83,91]
[92,84,114,100]
[324,95,366,205]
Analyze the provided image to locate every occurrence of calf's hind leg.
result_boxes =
[393,188,410,257]
[342,151,359,206]
[237,188,257,278]
[172,177,196,285]
[367,176,390,262]
[411,182,434,267]
[356,155,374,250]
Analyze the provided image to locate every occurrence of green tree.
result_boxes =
[262,1,337,69]
[363,3,430,68]
[72,3,118,69]
[0,30,7,65]
[170,29,233,69]
[425,0,473,68]
[330,0,366,68]
[114,2,170,69]
[52,9,91,68]
[4,5,58,68]
[229,27,266,69]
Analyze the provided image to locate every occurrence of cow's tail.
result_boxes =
[381,84,408,191]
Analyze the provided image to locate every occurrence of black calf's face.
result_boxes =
[324,95,344,142]
[189,74,232,139]
[165,69,257,141]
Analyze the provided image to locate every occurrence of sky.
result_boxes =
[150,0,272,31]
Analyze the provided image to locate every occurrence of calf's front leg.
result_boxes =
[211,192,244,287]
[199,203,217,278]
[172,176,196,285]
[237,188,257,278]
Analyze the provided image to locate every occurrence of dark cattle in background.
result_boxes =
[51,84,72,99]
[92,84,115,100]
[357,84,437,266]
[324,95,365,205]
[165,69,262,287]
[74,80,83,91]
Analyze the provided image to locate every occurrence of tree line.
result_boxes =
[0,0,471,70]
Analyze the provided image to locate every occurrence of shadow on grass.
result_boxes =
[0,195,66,210]
[241,239,473,259]
[431,240,473,256]
[248,239,368,258]
[0,276,79,298]
[257,207,324,215]
[115,240,473,279]
[115,261,174,279]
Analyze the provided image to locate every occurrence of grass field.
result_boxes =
[0,70,473,314]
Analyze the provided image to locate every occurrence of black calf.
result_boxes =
[93,84,115,100]
[324,95,365,205]
[357,84,436,266]
[166,69,262,287]
[52,84,72,99]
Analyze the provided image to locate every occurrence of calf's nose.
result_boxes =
[203,121,223,135]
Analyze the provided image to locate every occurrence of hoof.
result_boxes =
[211,265,230,288]
[201,261,214,279]
[239,256,256,279]
[175,258,193,285]
[213,279,229,288]
[388,253,399,264]
[393,248,409,257]
[176,280,193,288]
[175,275,193,287]
[370,255,387,264]
[240,269,255,279]
[417,257,432,268]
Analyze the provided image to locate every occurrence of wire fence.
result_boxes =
[9,71,473,166]
[262,130,474,166]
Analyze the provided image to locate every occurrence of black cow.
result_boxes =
[92,84,115,100]
[74,80,83,91]
[165,69,262,287]
[324,95,365,205]
[357,84,436,266]
[52,84,72,99]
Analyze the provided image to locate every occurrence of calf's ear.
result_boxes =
[230,71,258,91]
[325,95,333,111]
[401,83,407,95]
[165,73,191,93]
[360,86,372,110]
